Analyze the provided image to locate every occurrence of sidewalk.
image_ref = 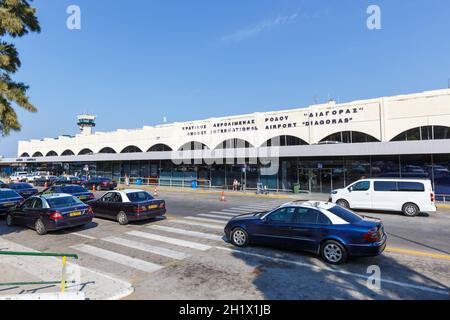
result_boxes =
[0,238,133,300]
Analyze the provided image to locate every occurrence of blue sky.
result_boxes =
[1,0,450,156]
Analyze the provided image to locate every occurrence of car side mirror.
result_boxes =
[348,187,353,192]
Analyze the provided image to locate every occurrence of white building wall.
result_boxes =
[17,89,450,157]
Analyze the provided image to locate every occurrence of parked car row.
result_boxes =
[0,176,439,265]
[1,188,166,236]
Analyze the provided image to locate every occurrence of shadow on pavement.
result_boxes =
[230,244,450,300]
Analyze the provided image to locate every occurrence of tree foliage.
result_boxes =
[0,0,40,135]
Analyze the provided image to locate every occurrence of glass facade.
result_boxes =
[7,154,449,196]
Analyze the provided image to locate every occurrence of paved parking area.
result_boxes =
[0,190,449,300]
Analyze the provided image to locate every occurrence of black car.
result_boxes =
[34,176,58,187]
[82,177,117,191]
[88,190,165,225]
[6,194,94,235]
[41,185,95,202]
[53,176,83,186]
[7,183,39,199]
[0,189,24,215]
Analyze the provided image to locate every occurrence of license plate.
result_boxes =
[79,196,88,200]
[2,202,14,207]
[70,211,83,217]
[148,205,158,210]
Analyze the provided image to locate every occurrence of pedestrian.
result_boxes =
[125,174,130,186]
[233,179,238,191]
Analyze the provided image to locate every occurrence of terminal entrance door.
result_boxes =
[298,168,334,194]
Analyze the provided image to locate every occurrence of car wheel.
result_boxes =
[402,203,420,217]
[336,199,350,209]
[117,211,129,225]
[6,214,14,227]
[35,219,47,236]
[231,227,249,247]
[321,240,348,265]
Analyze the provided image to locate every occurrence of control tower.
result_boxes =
[77,114,96,135]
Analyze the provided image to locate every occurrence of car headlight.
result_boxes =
[331,191,338,195]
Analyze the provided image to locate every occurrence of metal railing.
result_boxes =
[0,251,78,293]
[118,177,299,194]
[119,177,213,189]
[436,194,450,203]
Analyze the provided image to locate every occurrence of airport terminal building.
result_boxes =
[1,88,450,195]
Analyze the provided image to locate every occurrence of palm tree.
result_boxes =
[0,0,40,135]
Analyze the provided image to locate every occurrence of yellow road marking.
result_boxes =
[386,247,450,261]
[436,204,450,209]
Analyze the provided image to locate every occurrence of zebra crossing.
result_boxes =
[66,201,283,279]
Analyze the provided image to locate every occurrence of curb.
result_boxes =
[436,204,450,209]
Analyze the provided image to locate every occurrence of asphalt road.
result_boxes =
[0,189,449,300]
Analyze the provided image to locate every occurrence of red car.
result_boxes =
[82,178,117,191]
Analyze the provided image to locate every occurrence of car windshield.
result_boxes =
[0,191,20,199]
[328,206,364,224]
[127,191,153,202]
[47,196,83,208]
[61,186,86,193]
[10,183,33,189]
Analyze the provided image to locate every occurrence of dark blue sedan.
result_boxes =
[0,189,24,215]
[224,201,387,264]
[6,194,94,235]
[40,184,95,202]
[7,183,39,199]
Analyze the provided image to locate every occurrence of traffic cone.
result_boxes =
[153,187,158,197]
[220,191,226,202]
[92,185,96,192]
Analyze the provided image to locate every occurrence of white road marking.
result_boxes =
[71,233,98,240]
[209,211,240,217]
[171,220,224,230]
[102,236,189,260]
[215,246,449,296]
[127,231,211,251]
[240,205,277,210]
[71,244,163,273]
[198,214,231,220]
[148,225,223,241]
[185,216,227,225]
[226,208,255,212]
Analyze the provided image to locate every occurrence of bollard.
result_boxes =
[60,256,67,293]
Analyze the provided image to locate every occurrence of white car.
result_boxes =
[9,171,30,183]
[27,172,49,182]
[330,178,436,217]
